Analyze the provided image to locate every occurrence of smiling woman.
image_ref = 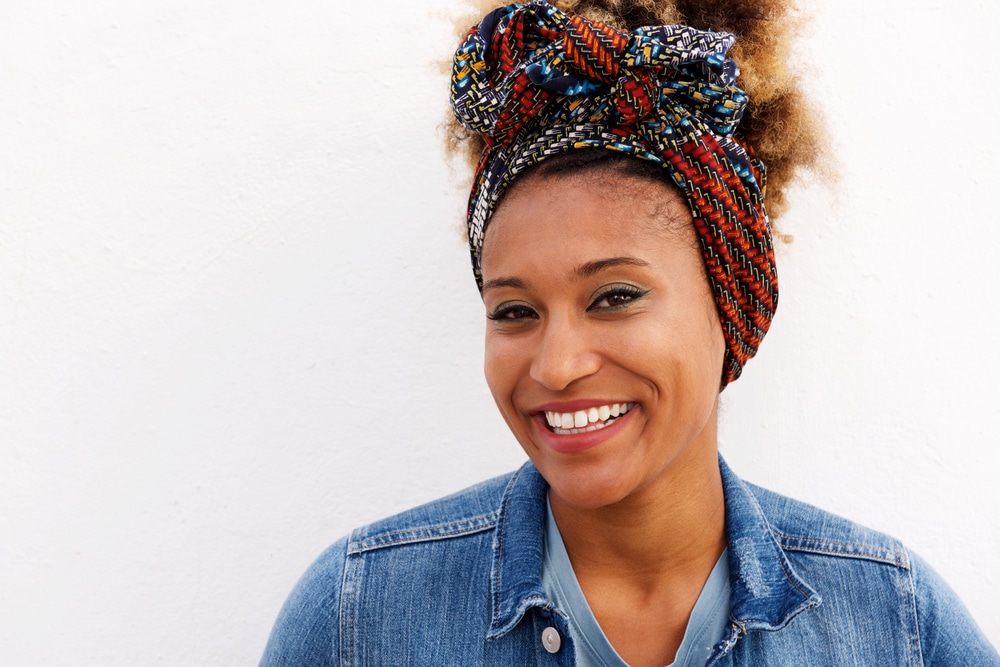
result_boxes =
[481,171,725,516]
[259,1,999,665]
[481,172,730,663]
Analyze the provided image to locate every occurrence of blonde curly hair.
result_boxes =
[445,0,828,223]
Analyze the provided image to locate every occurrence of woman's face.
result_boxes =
[479,169,725,511]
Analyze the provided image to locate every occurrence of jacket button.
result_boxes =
[541,626,561,653]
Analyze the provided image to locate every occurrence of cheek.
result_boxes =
[704,308,726,365]
[483,333,536,438]
[483,332,520,404]
[483,340,502,398]
[660,293,726,391]
[682,269,727,378]
[694,306,727,395]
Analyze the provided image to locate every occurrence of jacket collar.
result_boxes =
[719,456,821,640]
[487,462,551,638]
[487,457,821,640]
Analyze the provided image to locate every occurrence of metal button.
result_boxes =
[541,626,561,653]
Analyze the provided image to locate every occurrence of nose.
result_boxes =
[529,316,601,391]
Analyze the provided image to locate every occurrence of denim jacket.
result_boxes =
[261,458,998,666]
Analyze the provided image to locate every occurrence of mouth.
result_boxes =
[541,402,636,435]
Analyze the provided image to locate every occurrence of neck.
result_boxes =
[548,421,726,584]
[545,403,726,667]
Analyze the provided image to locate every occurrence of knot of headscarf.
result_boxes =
[454,3,744,144]
[450,0,778,388]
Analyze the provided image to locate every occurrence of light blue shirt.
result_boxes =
[542,497,731,666]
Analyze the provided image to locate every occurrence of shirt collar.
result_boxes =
[488,457,821,640]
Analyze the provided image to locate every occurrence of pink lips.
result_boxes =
[532,401,635,455]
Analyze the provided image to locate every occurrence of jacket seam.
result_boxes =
[347,513,499,554]
[906,552,925,666]
[341,540,361,667]
[774,531,908,568]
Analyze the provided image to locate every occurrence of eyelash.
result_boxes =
[487,303,537,321]
[487,284,648,321]
[588,284,648,311]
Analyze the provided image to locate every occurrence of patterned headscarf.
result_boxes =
[450,0,776,387]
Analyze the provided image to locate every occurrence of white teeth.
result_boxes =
[543,402,635,434]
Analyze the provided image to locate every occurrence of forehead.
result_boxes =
[479,171,694,280]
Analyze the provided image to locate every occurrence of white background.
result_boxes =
[1,0,998,664]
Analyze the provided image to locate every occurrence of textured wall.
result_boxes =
[1,0,997,663]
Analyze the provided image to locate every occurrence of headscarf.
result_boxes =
[450,0,776,387]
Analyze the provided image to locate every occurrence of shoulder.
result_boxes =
[347,468,518,553]
[259,466,532,667]
[906,549,1000,664]
[259,536,350,667]
[261,464,544,667]
[740,480,999,664]
[744,480,909,568]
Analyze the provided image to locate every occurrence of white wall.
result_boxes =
[1,0,996,663]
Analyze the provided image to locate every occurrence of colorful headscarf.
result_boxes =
[450,0,777,387]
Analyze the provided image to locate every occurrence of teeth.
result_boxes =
[543,402,634,432]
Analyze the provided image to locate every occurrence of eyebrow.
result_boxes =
[482,257,650,291]
[575,256,650,278]
[482,276,527,291]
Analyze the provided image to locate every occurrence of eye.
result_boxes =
[487,302,538,321]
[588,283,648,311]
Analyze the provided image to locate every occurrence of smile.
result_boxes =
[543,403,636,434]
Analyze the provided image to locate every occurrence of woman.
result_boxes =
[261,1,998,664]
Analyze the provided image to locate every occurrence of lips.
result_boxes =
[531,400,636,455]
[542,402,636,434]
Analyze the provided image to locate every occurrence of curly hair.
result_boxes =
[444,0,829,225]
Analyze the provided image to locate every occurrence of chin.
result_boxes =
[536,458,642,510]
